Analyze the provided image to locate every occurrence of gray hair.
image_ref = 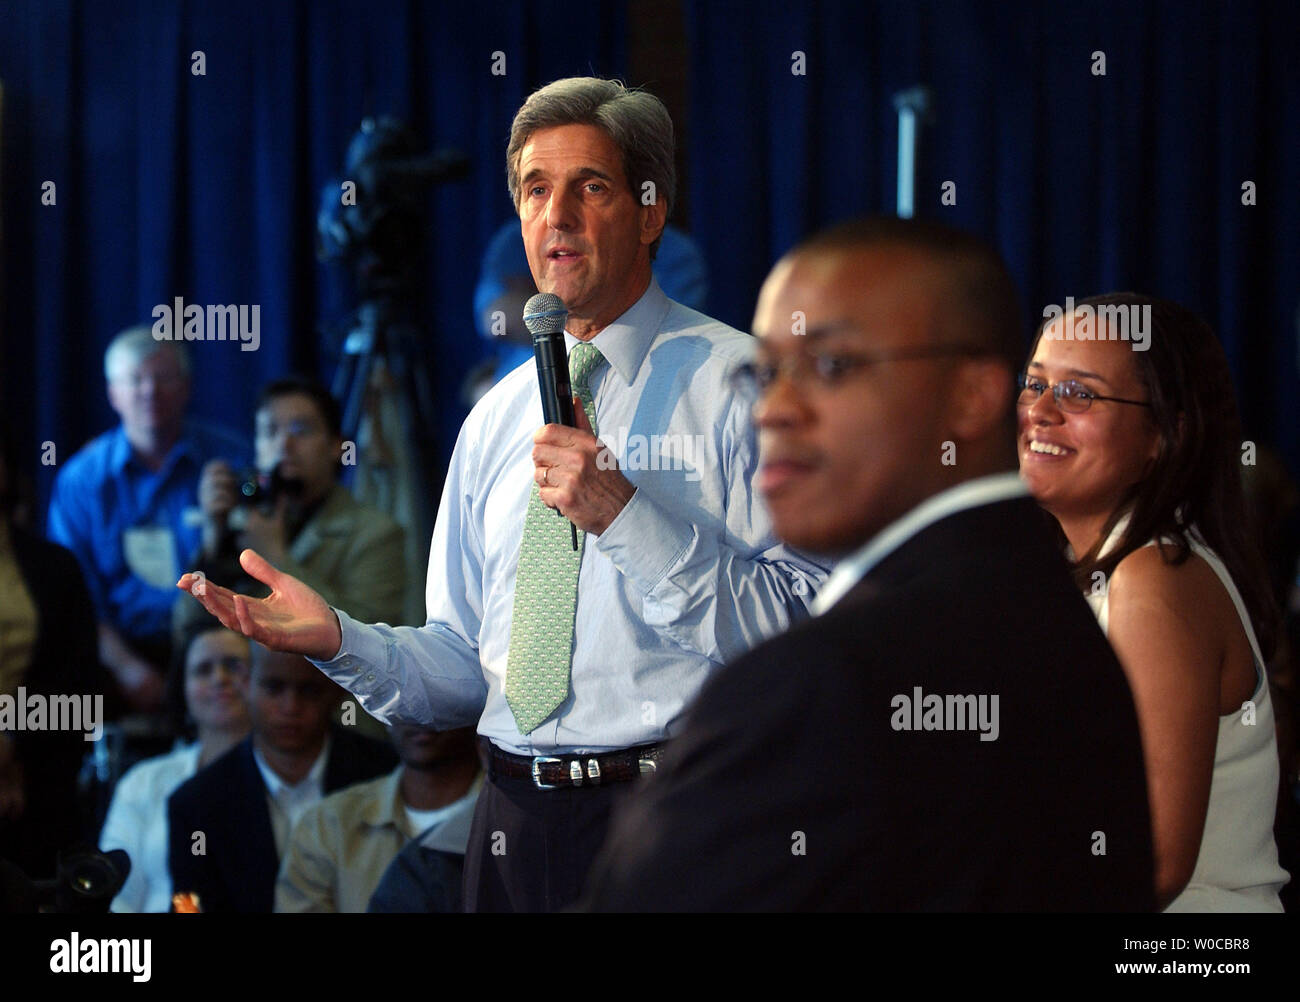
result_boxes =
[506,77,675,257]
[104,325,191,381]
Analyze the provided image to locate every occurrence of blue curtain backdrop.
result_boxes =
[684,0,1299,467]
[2,0,1298,527]
[0,0,627,525]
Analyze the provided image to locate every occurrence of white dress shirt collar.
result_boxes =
[253,734,331,832]
[811,472,1030,616]
[564,278,669,385]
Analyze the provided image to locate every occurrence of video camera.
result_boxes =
[0,848,130,914]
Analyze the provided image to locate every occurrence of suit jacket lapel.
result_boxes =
[236,740,282,910]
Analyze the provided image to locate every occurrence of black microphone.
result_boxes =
[523,293,579,549]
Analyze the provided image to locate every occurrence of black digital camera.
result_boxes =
[236,465,291,508]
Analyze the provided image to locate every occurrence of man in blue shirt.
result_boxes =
[48,327,246,711]
[179,77,826,910]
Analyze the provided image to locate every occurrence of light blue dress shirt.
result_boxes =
[312,281,829,755]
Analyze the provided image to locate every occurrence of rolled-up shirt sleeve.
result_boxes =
[595,383,826,664]
[598,493,821,664]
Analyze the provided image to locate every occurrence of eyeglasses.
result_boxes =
[733,344,987,395]
[1017,373,1150,414]
[255,419,325,440]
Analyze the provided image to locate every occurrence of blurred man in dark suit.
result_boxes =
[580,218,1156,911]
[167,644,395,912]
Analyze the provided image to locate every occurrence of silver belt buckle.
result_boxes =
[531,756,562,790]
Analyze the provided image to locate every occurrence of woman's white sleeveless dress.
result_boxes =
[1085,521,1288,912]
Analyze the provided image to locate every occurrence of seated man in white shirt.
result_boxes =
[167,644,396,912]
[275,722,480,913]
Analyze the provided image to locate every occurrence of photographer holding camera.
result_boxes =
[173,378,408,657]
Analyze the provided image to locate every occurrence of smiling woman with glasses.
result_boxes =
[1017,291,1288,912]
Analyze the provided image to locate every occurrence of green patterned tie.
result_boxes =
[504,342,605,735]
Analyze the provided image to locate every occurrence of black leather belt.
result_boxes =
[480,738,667,790]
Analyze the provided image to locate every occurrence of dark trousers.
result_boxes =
[462,767,637,912]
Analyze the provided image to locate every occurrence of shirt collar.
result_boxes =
[110,421,199,474]
[811,472,1030,616]
[252,732,331,799]
[415,775,484,853]
[564,278,669,386]
[373,770,485,838]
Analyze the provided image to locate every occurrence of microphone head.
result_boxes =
[523,293,568,340]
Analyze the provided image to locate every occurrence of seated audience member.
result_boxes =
[0,428,105,879]
[167,644,396,912]
[1016,293,1290,911]
[275,723,480,912]
[579,217,1156,911]
[99,624,251,912]
[175,376,407,637]
[47,327,246,711]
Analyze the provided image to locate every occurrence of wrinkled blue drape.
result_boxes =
[0,0,627,524]
[3,0,1297,526]
[685,0,1299,466]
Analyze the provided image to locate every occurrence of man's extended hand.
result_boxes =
[177,549,342,660]
[533,398,635,535]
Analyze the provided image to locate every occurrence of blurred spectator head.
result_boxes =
[473,220,711,347]
[473,222,538,346]
[751,216,1020,555]
[247,644,341,756]
[254,377,345,500]
[167,623,251,741]
[390,723,477,771]
[104,326,191,443]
